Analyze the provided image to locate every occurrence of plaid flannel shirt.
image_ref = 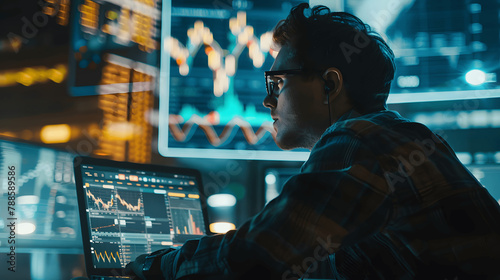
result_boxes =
[160,109,500,280]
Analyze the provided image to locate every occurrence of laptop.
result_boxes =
[73,156,210,279]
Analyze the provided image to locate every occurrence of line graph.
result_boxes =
[116,190,143,212]
[92,224,116,231]
[86,187,114,211]
[90,217,119,233]
[168,114,275,147]
[163,10,276,147]
[158,6,313,160]
[95,250,120,263]
[92,242,122,268]
[166,12,274,96]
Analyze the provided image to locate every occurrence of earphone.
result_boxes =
[324,81,334,126]
[324,80,334,94]
[324,84,332,94]
[322,69,341,127]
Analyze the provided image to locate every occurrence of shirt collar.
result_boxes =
[336,108,361,123]
[322,107,389,137]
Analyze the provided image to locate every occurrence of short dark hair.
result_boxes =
[273,3,396,113]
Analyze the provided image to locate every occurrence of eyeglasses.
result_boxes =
[264,69,303,96]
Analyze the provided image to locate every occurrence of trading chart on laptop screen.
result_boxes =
[79,164,206,268]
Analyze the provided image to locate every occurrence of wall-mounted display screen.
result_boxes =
[158,0,310,160]
[68,0,163,97]
[158,0,500,160]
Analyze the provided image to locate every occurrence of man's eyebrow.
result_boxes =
[269,74,285,80]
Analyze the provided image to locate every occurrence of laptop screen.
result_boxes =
[74,157,209,275]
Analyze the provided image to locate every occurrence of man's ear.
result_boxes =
[322,67,343,103]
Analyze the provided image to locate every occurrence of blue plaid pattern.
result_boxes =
[161,110,500,280]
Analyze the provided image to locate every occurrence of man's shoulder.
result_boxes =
[310,109,432,160]
[303,111,404,172]
[325,109,410,137]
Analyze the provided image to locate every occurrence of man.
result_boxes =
[127,3,500,279]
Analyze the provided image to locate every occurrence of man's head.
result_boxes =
[263,3,395,150]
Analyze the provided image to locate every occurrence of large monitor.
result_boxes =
[158,0,310,161]
[0,138,81,249]
[157,0,500,160]
[68,0,163,97]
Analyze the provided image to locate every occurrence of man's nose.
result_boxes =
[263,94,276,109]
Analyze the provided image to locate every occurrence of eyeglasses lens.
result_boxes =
[266,75,278,96]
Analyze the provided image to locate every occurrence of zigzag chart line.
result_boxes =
[116,193,142,211]
[86,189,114,210]
[169,115,276,147]
[95,250,120,263]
